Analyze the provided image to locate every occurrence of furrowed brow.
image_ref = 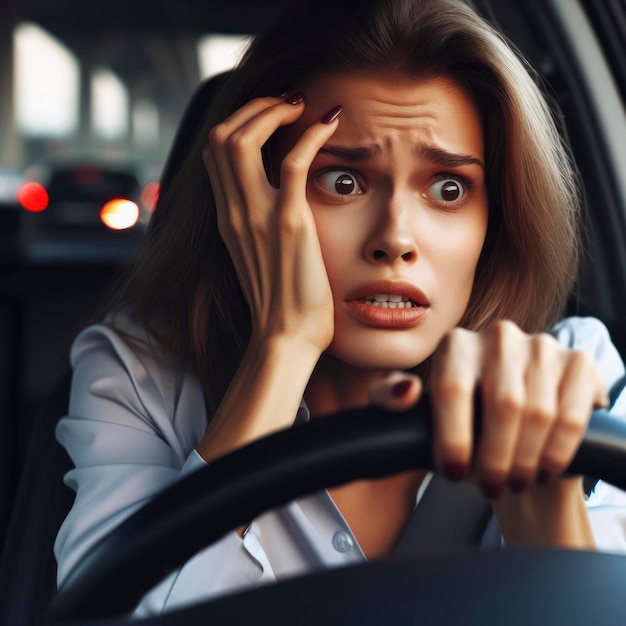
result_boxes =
[415,144,484,169]
[318,144,382,161]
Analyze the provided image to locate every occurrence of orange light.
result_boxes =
[17,182,49,212]
[141,182,160,212]
[100,199,139,230]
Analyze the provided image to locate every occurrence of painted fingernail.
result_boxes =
[285,92,305,105]
[390,380,412,398]
[536,469,551,485]
[321,105,342,124]
[443,462,467,482]
[509,476,530,494]
[482,482,504,500]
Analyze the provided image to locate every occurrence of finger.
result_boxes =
[429,328,480,481]
[223,98,309,204]
[202,145,226,219]
[208,96,303,218]
[279,105,343,207]
[474,321,527,497]
[204,138,266,311]
[508,333,561,492]
[539,350,603,480]
[211,96,293,141]
[368,372,423,412]
[207,99,303,294]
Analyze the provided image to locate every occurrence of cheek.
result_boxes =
[427,213,488,297]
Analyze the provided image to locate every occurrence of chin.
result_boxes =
[326,337,435,371]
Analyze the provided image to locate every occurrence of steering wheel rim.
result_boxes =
[48,402,626,623]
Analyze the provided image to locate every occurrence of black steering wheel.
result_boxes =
[47,401,626,625]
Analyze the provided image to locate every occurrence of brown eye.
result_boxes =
[430,178,466,204]
[335,173,355,194]
[315,170,363,197]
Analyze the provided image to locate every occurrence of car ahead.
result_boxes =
[16,160,152,261]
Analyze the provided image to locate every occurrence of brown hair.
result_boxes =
[110,0,580,413]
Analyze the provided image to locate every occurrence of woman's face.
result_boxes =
[276,72,488,370]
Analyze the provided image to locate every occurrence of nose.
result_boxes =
[362,192,418,265]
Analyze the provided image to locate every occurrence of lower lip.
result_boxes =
[345,301,428,328]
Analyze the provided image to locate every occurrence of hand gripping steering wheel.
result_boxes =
[48,401,626,625]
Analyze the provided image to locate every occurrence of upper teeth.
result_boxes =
[363,293,416,308]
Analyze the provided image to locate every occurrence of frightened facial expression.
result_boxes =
[277,72,488,370]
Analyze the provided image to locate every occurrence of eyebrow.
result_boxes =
[318,145,382,161]
[318,142,484,169]
[415,144,484,169]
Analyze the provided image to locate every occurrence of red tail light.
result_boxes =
[141,182,160,212]
[17,182,49,212]
[100,199,139,230]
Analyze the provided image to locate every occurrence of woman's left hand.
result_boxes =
[369,320,610,547]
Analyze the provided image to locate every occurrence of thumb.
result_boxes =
[368,371,423,412]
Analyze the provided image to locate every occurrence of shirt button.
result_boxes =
[332,530,354,553]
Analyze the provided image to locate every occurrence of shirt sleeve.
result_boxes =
[551,317,626,553]
[53,319,266,615]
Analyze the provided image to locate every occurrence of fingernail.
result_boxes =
[277,91,289,98]
[321,105,342,124]
[285,92,305,105]
[536,469,551,485]
[443,462,467,482]
[390,379,412,398]
[482,482,504,500]
[509,476,530,494]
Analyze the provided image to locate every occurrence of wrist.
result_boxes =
[248,331,325,368]
[492,477,596,549]
[197,331,322,464]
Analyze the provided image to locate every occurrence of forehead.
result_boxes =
[281,71,484,159]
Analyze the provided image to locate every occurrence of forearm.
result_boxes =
[492,477,596,549]
[196,335,321,463]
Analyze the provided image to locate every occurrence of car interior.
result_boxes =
[0,0,625,624]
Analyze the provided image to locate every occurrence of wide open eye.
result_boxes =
[315,170,363,197]
[428,177,466,204]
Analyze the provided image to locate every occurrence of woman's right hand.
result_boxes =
[202,94,341,355]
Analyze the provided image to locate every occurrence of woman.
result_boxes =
[54,0,626,617]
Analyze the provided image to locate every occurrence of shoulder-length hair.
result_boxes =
[111,0,581,413]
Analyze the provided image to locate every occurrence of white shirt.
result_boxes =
[53,315,626,617]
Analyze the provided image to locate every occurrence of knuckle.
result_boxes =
[208,123,228,146]
[530,332,559,360]
[227,130,254,156]
[490,319,521,341]
[430,374,474,401]
[490,390,524,419]
[226,214,244,235]
[483,320,523,360]
[435,327,473,360]
[280,155,307,176]
[558,410,586,435]
[525,403,554,429]
[277,213,301,235]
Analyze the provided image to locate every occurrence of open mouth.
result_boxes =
[357,294,420,309]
